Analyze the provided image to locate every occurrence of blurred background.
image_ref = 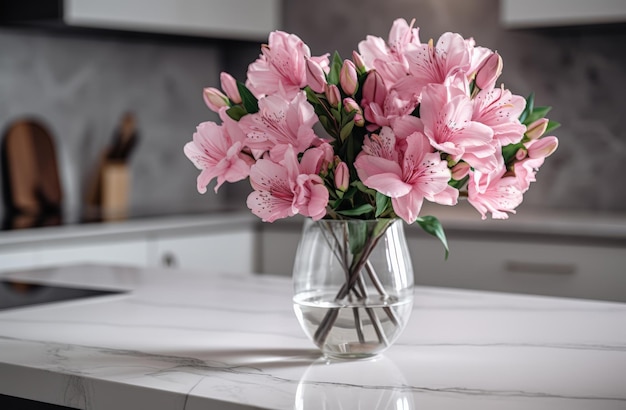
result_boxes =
[0,0,625,301]
[1,0,625,221]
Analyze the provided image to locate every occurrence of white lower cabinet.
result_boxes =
[256,222,626,303]
[39,238,149,268]
[0,216,257,275]
[407,234,626,303]
[148,229,255,274]
[0,248,40,272]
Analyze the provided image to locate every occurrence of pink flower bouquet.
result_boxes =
[184,18,559,254]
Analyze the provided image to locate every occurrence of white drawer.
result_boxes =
[407,235,626,302]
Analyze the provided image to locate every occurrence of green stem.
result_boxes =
[313,221,394,347]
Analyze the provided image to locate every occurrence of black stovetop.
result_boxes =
[0,279,125,311]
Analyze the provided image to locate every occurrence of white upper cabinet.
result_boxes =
[2,0,281,41]
[501,0,626,28]
[64,0,281,40]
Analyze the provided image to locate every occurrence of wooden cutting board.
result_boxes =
[1,119,63,217]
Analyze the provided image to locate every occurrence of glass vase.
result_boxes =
[292,218,414,359]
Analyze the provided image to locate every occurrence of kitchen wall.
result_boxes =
[282,0,626,214]
[0,27,259,224]
[1,0,625,227]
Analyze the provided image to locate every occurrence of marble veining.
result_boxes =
[0,264,625,409]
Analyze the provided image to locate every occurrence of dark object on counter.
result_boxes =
[0,279,126,311]
[1,119,63,230]
[106,112,139,162]
[84,112,139,222]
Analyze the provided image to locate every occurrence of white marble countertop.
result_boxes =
[0,264,625,410]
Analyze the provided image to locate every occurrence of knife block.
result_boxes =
[100,161,129,221]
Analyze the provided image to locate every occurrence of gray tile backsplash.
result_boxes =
[1,0,625,227]
[0,29,229,223]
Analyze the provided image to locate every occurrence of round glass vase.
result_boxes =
[292,218,414,359]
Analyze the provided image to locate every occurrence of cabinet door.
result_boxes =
[39,238,149,268]
[0,248,40,272]
[150,230,255,274]
[407,235,626,302]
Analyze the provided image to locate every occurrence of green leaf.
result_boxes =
[336,204,374,217]
[524,106,552,125]
[545,120,561,134]
[225,105,248,121]
[319,116,336,137]
[375,192,390,217]
[352,180,374,195]
[331,107,342,123]
[448,175,469,190]
[236,82,259,114]
[416,216,449,260]
[327,51,343,85]
[348,221,367,255]
[518,92,535,124]
[305,87,323,105]
[502,142,524,164]
[339,121,354,142]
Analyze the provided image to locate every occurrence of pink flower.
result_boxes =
[394,32,472,101]
[451,161,470,180]
[305,58,327,93]
[472,86,527,146]
[358,18,421,88]
[202,87,229,112]
[355,127,456,224]
[220,72,242,104]
[419,83,498,173]
[527,136,558,159]
[468,164,523,220]
[512,136,558,192]
[343,98,364,126]
[246,146,328,222]
[246,31,329,99]
[474,52,503,91]
[512,157,543,193]
[525,118,549,140]
[239,92,320,161]
[334,161,350,191]
[184,117,254,193]
[340,59,358,95]
[325,84,341,108]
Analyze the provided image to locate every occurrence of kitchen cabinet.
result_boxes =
[500,0,626,28]
[256,211,626,303]
[147,229,255,273]
[1,0,281,41]
[0,213,257,275]
[38,237,149,268]
[407,233,626,303]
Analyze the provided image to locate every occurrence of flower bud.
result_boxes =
[334,161,350,192]
[475,52,503,90]
[343,97,364,126]
[362,70,387,107]
[525,118,549,140]
[325,84,341,108]
[203,87,229,112]
[515,148,527,161]
[352,50,366,73]
[305,58,327,93]
[220,72,242,104]
[340,59,358,95]
[527,136,558,159]
[451,161,470,180]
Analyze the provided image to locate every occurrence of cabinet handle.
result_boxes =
[162,252,177,268]
[504,261,576,275]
